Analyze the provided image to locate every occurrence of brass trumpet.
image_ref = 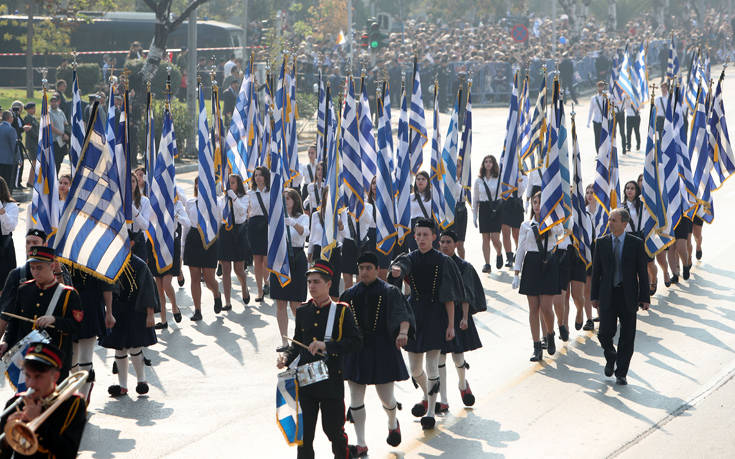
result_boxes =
[3,370,88,455]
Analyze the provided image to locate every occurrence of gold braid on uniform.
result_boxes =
[337,305,346,341]
[60,396,82,434]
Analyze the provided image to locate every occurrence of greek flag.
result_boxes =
[661,89,684,237]
[267,108,291,288]
[458,81,473,205]
[569,115,593,268]
[672,85,697,219]
[500,72,520,199]
[617,45,640,111]
[395,80,412,244]
[321,87,341,261]
[521,74,547,165]
[115,89,132,224]
[145,89,155,192]
[274,58,288,176]
[197,83,220,248]
[708,71,735,190]
[430,86,445,226]
[276,372,302,446]
[592,98,620,235]
[30,91,60,239]
[69,69,85,176]
[409,58,428,174]
[225,63,250,179]
[359,76,377,193]
[685,51,701,114]
[375,89,397,255]
[641,103,674,257]
[538,79,568,233]
[146,106,177,273]
[285,60,300,183]
[342,77,364,220]
[609,53,625,105]
[517,75,530,166]
[441,89,460,228]
[316,72,326,163]
[246,67,261,174]
[690,87,711,204]
[383,81,394,172]
[667,35,679,80]
[633,42,649,106]
[53,104,130,282]
[703,52,711,84]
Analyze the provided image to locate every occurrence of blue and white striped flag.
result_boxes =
[429,85,444,226]
[145,89,155,192]
[375,88,397,255]
[30,91,60,239]
[276,371,302,446]
[633,42,649,106]
[517,75,530,167]
[538,79,568,233]
[667,35,679,80]
[592,97,619,235]
[661,88,684,238]
[672,85,697,219]
[341,77,364,220]
[458,81,473,205]
[285,60,300,183]
[708,71,735,190]
[316,72,326,163]
[196,83,220,248]
[409,58,428,174]
[383,81,394,172]
[321,87,341,261]
[521,74,547,165]
[641,103,673,257]
[359,76,377,193]
[569,115,593,268]
[69,69,85,176]
[441,89,460,228]
[500,72,520,199]
[274,59,288,177]
[267,107,291,288]
[395,80,412,244]
[54,104,130,282]
[225,62,251,179]
[609,53,626,106]
[617,45,640,111]
[146,106,177,273]
[685,51,701,114]
[689,86,711,205]
[114,89,132,224]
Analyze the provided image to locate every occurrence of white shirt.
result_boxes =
[472,176,500,216]
[309,211,343,257]
[307,181,325,211]
[655,94,669,118]
[513,218,564,272]
[132,196,151,233]
[219,191,249,224]
[301,162,318,186]
[248,188,270,218]
[184,197,225,231]
[285,213,310,247]
[622,201,644,233]
[623,95,639,117]
[587,93,605,126]
[341,203,374,241]
[0,201,19,235]
[410,193,431,220]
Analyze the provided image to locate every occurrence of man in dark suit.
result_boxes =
[590,208,650,385]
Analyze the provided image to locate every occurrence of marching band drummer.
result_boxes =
[276,259,362,459]
[130,174,152,262]
[217,174,252,311]
[308,187,344,300]
[248,166,271,302]
[0,246,83,381]
[271,188,310,351]
[0,177,19,293]
[0,342,87,459]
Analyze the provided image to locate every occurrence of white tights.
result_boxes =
[438,352,468,404]
[347,382,399,447]
[71,338,96,398]
[114,347,146,389]
[407,350,441,417]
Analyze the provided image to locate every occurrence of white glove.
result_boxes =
[512,274,520,290]
[473,213,478,228]
[227,189,237,200]
[284,217,294,227]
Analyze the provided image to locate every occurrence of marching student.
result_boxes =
[58,173,72,210]
[271,188,310,350]
[183,177,223,321]
[365,178,391,280]
[300,145,319,213]
[551,227,575,343]
[584,184,604,330]
[388,218,463,430]
[668,215,693,284]
[0,177,18,292]
[131,174,152,262]
[587,81,606,151]
[437,230,484,413]
[623,94,641,154]
[248,166,270,302]
[305,162,325,216]
[473,155,504,273]
[512,192,563,362]
[340,196,374,291]
[341,251,414,456]
[501,171,526,269]
[218,174,252,311]
[406,171,432,251]
[308,187,344,300]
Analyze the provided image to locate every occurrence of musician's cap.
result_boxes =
[26,228,47,241]
[440,230,459,242]
[306,259,334,278]
[27,246,55,263]
[356,250,379,267]
[24,342,63,370]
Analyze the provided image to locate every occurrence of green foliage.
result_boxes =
[123,58,183,99]
[134,97,193,163]
[56,63,101,96]
[297,91,317,122]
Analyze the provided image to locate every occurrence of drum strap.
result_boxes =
[324,302,338,342]
[45,284,65,317]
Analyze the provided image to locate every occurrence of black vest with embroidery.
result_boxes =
[408,249,443,305]
[346,281,387,341]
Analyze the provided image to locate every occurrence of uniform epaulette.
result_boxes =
[60,283,75,291]
[21,279,35,285]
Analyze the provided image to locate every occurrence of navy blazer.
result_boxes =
[590,233,650,311]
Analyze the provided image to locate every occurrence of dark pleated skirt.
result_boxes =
[444,204,468,241]
[130,231,148,262]
[248,215,268,255]
[341,239,360,275]
[99,298,157,350]
[568,249,589,283]
[501,197,524,228]
[479,202,503,233]
[76,287,106,340]
[675,217,693,239]
[404,300,449,353]
[0,234,16,290]
[442,304,482,354]
[217,222,252,262]
[366,228,392,269]
[310,244,342,298]
[183,227,219,269]
[344,334,409,385]
[519,251,560,296]
[270,247,307,302]
[693,216,704,226]
[147,224,182,278]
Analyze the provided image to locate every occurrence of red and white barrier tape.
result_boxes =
[0,46,265,57]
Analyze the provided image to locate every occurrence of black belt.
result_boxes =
[613,283,623,289]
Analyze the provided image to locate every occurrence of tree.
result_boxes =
[139,0,211,83]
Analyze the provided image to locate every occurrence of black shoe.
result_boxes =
[696,249,702,260]
[615,376,628,385]
[546,333,556,355]
[583,320,595,331]
[541,337,548,349]
[530,341,543,362]
[482,264,491,273]
[348,445,368,457]
[190,310,203,321]
[604,361,614,377]
[505,252,514,268]
[173,311,182,323]
[559,325,569,342]
[434,402,449,414]
[177,276,185,287]
[671,274,679,284]
[575,321,583,331]
[664,278,671,287]
[420,416,435,430]
[276,345,289,353]
[255,296,265,302]
[243,293,251,305]
[136,382,149,395]
[222,304,232,311]
[144,355,151,366]
[411,400,428,417]
[154,322,168,330]
[683,264,691,280]
[386,421,402,447]
[460,381,475,406]
[108,385,128,397]
[214,297,223,314]
[496,255,503,270]
[216,263,223,277]
[263,283,270,295]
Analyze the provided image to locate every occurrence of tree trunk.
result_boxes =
[26,1,34,99]
[141,19,169,82]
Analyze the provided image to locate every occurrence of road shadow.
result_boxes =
[190,318,245,364]
[156,330,208,375]
[640,309,735,354]
[98,397,173,427]
[223,305,270,352]
[79,421,136,459]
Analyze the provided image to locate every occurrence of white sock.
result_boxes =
[376,383,398,430]
[129,347,146,383]
[115,353,128,389]
[425,350,441,417]
[452,352,467,391]
[408,352,428,399]
[76,338,96,398]
[348,382,367,447]
[438,353,448,404]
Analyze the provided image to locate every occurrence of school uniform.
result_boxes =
[309,212,343,298]
[270,213,310,302]
[300,162,318,209]
[0,201,18,289]
[247,187,270,256]
[624,96,641,151]
[131,197,151,262]
[365,201,393,268]
[147,199,190,277]
[306,181,325,214]
[501,175,527,229]
[217,191,252,263]
[183,197,221,269]
[405,193,432,250]
[513,218,563,296]
[472,176,502,234]
[588,92,606,150]
[554,232,573,290]
[340,204,374,275]
[442,255,483,354]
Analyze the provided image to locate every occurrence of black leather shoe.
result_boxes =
[671,274,679,284]
[386,421,401,447]
[696,249,702,260]
[214,297,223,314]
[460,382,475,406]
[190,310,203,321]
[243,293,251,305]
[604,361,614,377]
[177,276,185,287]
[615,376,628,385]
[541,337,548,349]
[583,320,595,331]
[411,400,427,417]
[496,255,503,270]
[136,382,149,395]
[222,304,232,311]
[575,321,583,331]
[664,278,671,287]
[173,311,182,323]
[683,264,691,280]
[559,325,569,342]
[108,385,128,397]
[481,264,491,273]
[154,322,168,330]
[255,296,265,302]
[530,341,543,362]
[216,263,223,277]
[420,416,435,430]
[546,333,556,355]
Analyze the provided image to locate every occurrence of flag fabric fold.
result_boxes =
[569,116,593,267]
[69,69,85,176]
[30,91,60,239]
[395,81,412,244]
[196,83,221,248]
[375,88,397,255]
[429,85,445,226]
[409,59,428,174]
